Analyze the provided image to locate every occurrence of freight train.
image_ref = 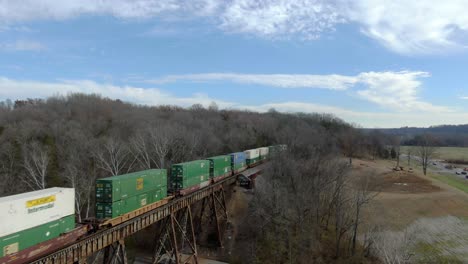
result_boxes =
[0,144,286,263]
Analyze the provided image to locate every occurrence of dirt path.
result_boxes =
[353,159,468,230]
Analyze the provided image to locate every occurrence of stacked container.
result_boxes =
[244,149,260,167]
[95,169,167,219]
[171,160,210,195]
[207,155,232,182]
[259,147,269,161]
[230,152,247,173]
[0,188,75,257]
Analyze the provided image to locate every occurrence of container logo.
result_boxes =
[141,198,147,206]
[136,178,144,190]
[4,242,19,256]
[26,195,56,208]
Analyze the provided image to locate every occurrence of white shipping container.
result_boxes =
[244,149,260,159]
[0,187,75,237]
[259,147,269,156]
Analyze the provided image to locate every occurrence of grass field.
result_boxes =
[401,146,468,161]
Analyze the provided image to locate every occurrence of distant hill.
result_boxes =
[364,124,468,147]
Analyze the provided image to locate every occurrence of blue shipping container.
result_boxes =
[230,152,246,164]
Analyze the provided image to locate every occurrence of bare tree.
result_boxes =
[22,141,49,190]
[130,131,153,169]
[149,125,174,168]
[93,138,132,176]
[65,162,95,222]
[350,172,380,255]
[392,136,401,169]
[339,128,361,165]
[416,134,437,175]
[407,147,412,166]
[0,142,18,194]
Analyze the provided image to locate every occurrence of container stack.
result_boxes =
[230,152,247,173]
[95,169,167,219]
[171,160,210,194]
[0,188,75,257]
[207,155,232,182]
[244,149,260,166]
[259,147,269,161]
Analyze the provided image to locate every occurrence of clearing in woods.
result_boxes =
[354,159,468,261]
[400,146,468,162]
[354,159,468,228]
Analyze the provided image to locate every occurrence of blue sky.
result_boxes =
[1,1,468,128]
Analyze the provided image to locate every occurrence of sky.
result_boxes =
[1,1,468,128]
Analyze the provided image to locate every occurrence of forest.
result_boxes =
[0,94,399,263]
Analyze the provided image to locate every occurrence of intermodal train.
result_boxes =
[0,144,286,264]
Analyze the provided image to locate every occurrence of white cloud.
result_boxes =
[219,0,344,40]
[149,71,445,112]
[151,73,357,90]
[355,71,449,112]
[1,1,468,54]
[0,77,233,108]
[0,40,44,51]
[346,0,468,55]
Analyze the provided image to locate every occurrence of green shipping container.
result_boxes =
[96,169,167,203]
[96,187,167,219]
[0,215,75,258]
[246,157,260,166]
[149,187,167,203]
[207,155,232,178]
[171,160,210,190]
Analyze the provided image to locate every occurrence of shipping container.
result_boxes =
[96,169,167,203]
[0,214,75,258]
[149,187,168,203]
[96,190,160,219]
[171,160,210,195]
[0,188,74,238]
[244,149,260,167]
[259,147,269,160]
[207,155,232,182]
[230,152,247,173]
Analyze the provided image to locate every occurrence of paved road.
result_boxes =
[401,154,468,180]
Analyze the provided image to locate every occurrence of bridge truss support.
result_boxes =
[153,205,198,264]
[102,240,128,264]
[194,185,229,248]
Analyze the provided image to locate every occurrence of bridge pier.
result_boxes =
[153,205,198,264]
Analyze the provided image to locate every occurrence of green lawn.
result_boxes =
[401,146,468,161]
[431,174,468,194]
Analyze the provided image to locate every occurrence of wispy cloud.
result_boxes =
[1,1,467,54]
[151,73,357,90]
[0,40,45,51]
[148,71,445,112]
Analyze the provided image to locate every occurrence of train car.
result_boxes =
[95,169,167,220]
[245,148,261,167]
[0,188,75,258]
[259,147,269,161]
[207,155,232,182]
[171,160,210,196]
[230,152,247,174]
